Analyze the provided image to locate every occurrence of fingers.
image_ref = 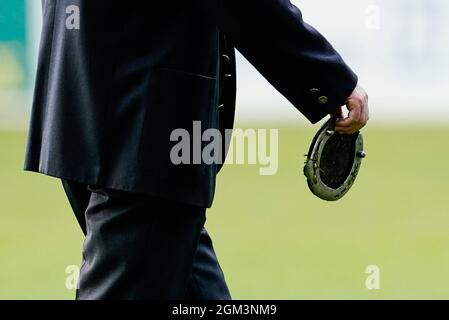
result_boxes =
[335,101,362,134]
[335,85,369,134]
[335,108,365,134]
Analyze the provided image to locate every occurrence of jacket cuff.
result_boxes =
[292,68,359,124]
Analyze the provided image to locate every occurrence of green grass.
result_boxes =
[1,125,449,299]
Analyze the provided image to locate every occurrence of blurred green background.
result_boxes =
[1,0,449,299]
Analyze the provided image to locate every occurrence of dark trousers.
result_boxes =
[61,179,231,300]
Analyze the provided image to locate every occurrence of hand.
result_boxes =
[334,85,369,134]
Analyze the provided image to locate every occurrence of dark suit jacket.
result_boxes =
[25,0,357,207]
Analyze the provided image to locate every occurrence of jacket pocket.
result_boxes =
[138,67,219,179]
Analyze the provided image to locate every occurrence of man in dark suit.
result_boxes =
[25,0,368,299]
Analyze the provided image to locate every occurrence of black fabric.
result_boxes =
[320,133,358,189]
[25,0,358,207]
[61,179,231,300]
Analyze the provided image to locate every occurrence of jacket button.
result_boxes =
[221,54,230,63]
[309,88,320,95]
[318,96,328,105]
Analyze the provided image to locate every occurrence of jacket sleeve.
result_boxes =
[193,0,358,123]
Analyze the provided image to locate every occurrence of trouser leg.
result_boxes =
[61,179,230,300]
[61,179,89,235]
[185,228,231,300]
